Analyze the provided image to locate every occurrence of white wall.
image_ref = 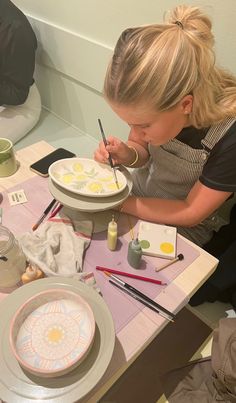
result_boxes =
[12,0,236,142]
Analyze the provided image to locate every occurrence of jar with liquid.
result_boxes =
[0,226,26,288]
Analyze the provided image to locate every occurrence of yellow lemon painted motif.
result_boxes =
[88,182,103,193]
[107,182,121,191]
[61,173,75,184]
[160,242,174,254]
[73,162,84,172]
[100,176,113,182]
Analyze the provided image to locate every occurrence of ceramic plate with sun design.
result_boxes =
[10,289,95,377]
[49,158,127,197]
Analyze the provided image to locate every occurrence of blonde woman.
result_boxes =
[94,4,236,247]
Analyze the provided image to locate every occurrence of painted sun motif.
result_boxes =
[46,325,65,344]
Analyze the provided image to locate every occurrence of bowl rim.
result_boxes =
[48,157,127,198]
[9,288,96,376]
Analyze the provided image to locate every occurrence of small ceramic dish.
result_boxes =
[49,158,127,197]
[9,289,95,377]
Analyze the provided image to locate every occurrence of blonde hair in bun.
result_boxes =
[104,4,236,128]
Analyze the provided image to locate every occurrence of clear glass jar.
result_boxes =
[0,226,26,288]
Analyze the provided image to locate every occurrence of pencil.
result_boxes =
[32,199,57,231]
[109,279,174,322]
[104,271,175,319]
[96,266,166,285]
[98,118,119,189]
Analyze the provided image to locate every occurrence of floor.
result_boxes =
[99,307,212,403]
[16,108,236,403]
[188,300,236,329]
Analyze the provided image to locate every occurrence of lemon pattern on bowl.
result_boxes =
[73,162,83,172]
[62,173,75,184]
[88,182,103,193]
[51,158,126,197]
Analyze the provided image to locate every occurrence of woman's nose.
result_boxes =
[130,126,145,136]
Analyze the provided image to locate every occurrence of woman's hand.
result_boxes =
[94,136,135,166]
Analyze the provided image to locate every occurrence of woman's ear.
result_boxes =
[180,95,193,114]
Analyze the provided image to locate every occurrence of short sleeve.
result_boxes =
[200,122,236,192]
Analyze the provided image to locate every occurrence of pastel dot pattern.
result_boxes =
[49,158,127,197]
[160,242,174,254]
[140,240,150,249]
[15,298,95,373]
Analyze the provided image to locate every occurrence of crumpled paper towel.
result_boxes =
[18,212,93,277]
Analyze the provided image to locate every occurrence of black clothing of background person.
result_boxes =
[0,0,37,106]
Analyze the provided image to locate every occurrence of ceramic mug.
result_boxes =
[0,138,17,177]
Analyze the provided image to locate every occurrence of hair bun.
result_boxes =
[167,5,214,46]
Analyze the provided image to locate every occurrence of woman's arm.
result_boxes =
[121,180,232,227]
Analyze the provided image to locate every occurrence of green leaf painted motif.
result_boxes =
[84,168,98,178]
[71,181,87,190]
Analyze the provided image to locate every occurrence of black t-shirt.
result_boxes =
[176,121,236,193]
[0,0,37,106]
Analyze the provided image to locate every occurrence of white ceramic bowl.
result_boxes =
[9,289,95,377]
[49,157,127,197]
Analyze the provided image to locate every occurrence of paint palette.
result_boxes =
[49,158,127,197]
[139,221,177,259]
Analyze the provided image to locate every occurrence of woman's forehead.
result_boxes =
[110,101,158,123]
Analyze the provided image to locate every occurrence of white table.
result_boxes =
[0,141,219,402]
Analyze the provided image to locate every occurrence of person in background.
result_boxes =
[0,0,41,144]
[94,4,236,247]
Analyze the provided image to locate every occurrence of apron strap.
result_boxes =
[201,117,236,151]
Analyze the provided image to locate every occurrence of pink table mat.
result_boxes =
[84,214,199,332]
[0,175,53,235]
[0,175,199,333]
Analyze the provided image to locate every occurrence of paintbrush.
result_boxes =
[32,199,57,231]
[98,118,119,189]
[103,271,175,320]
[155,253,184,272]
[110,279,173,322]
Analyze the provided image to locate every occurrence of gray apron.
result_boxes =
[132,118,236,246]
